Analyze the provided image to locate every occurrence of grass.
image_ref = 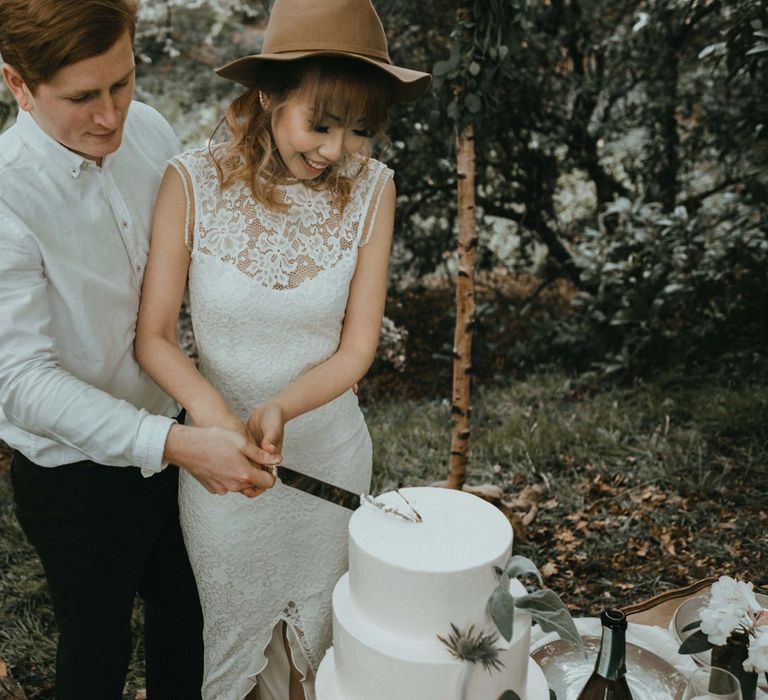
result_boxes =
[369,373,768,494]
[1,373,767,697]
[0,448,57,698]
[366,372,768,609]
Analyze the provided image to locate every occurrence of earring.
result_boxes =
[258,90,270,111]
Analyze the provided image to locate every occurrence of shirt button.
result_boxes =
[122,221,129,228]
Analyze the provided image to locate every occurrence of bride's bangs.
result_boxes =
[297,58,393,134]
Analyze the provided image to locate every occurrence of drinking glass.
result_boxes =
[682,667,743,700]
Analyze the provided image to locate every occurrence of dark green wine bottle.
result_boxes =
[576,609,633,700]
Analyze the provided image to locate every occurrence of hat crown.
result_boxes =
[263,0,391,63]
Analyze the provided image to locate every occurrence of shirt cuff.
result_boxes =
[135,413,177,477]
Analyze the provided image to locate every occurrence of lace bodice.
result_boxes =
[172,149,391,290]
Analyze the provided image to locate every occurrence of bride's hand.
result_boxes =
[247,400,285,457]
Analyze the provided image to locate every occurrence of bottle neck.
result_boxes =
[595,625,627,681]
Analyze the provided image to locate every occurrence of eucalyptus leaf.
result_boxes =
[504,556,544,586]
[489,586,516,641]
[498,691,522,700]
[469,61,482,76]
[516,589,582,648]
[678,629,715,655]
[528,607,583,648]
[514,588,566,613]
[680,620,702,633]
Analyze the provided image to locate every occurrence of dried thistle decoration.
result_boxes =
[438,623,504,673]
[361,490,423,523]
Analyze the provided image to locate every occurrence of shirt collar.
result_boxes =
[15,109,97,179]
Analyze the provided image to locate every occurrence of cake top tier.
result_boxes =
[350,487,512,573]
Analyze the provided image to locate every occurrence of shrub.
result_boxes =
[569,195,768,375]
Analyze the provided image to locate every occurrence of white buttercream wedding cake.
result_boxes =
[315,486,548,700]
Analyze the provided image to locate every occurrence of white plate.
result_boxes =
[532,636,687,700]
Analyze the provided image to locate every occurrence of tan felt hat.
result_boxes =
[215,0,432,102]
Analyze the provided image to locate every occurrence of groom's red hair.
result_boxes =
[0,0,138,92]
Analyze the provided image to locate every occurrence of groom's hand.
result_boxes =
[163,424,279,496]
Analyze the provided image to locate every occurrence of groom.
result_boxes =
[0,1,277,698]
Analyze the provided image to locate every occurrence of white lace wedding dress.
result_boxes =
[170,148,392,700]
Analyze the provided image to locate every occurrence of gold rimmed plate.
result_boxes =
[532,636,687,700]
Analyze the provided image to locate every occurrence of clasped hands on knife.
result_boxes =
[162,398,285,499]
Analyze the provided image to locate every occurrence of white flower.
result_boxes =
[708,576,761,617]
[700,605,744,646]
[744,630,768,674]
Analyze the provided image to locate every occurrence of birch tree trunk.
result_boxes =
[446,0,477,490]
[447,121,477,490]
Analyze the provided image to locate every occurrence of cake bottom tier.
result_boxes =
[316,574,535,700]
[316,650,549,700]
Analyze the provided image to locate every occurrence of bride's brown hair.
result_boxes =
[211,56,394,212]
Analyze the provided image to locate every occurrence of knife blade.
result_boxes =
[267,464,361,511]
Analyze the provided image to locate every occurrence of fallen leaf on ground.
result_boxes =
[540,562,559,577]
[462,483,504,504]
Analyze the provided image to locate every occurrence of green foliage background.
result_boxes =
[1,0,765,378]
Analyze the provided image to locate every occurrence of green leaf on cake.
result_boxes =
[503,555,543,586]
[516,589,583,649]
[678,629,716,654]
[498,691,522,700]
[489,585,516,641]
[680,619,702,633]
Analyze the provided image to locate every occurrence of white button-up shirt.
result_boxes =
[0,101,180,473]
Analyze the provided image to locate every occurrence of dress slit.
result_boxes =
[244,611,315,700]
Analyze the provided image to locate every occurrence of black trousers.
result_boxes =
[10,453,204,700]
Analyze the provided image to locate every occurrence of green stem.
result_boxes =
[460,662,474,700]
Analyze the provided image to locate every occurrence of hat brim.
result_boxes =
[216,51,431,103]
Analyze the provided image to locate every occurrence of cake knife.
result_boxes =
[265,464,361,510]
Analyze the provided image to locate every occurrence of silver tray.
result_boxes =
[532,636,687,700]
